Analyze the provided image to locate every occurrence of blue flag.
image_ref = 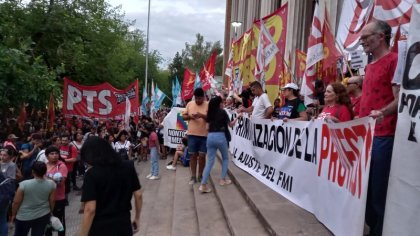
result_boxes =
[141,85,149,116]
[194,72,201,90]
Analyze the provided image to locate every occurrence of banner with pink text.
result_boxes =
[231,116,375,236]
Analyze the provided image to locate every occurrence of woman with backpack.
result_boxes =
[45,146,68,236]
[114,130,132,160]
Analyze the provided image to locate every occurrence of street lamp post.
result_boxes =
[231,21,242,39]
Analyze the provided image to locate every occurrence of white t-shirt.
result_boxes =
[114,141,131,154]
[251,93,272,119]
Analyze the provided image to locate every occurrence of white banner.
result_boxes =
[383,4,420,235]
[163,107,187,148]
[231,116,375,236]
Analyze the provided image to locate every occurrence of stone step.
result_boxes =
[225,155,332,236]
[210,156,269,236]
[133,160,161,236]
[170,162,199,236]
[193,164,231,236]
[143,159,176,236]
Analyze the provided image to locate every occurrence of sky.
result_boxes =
[107,0,226,69]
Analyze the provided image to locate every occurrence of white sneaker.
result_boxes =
[166,165,176,170]
[146,174,152,179]
[149,175,160,180]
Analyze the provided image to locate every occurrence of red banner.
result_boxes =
[62,77,139,121]
[182,68,195,100]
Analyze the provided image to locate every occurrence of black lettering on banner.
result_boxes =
[399,92,420,143]
[400,41,420,143]
[276,170,293,192]
[167,129,186,144]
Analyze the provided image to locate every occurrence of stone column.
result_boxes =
[223,0,233,84]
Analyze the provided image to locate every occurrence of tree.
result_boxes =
[168,52,184,82]
[181,33,223,75]
[0,0,161,110]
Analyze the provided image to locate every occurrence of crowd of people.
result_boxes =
[0,19,397,236]
[0,108,173,235]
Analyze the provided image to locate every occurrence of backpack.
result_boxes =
[180,147,190,167]
[116,142,129,160]
[0,173,15,206]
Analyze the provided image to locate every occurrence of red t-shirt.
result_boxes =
[351,96,361,117]
[319,104,352,122]
[60,145,78,172]
[46,161,68,200]
[148,132,158,148]
[359,52,398,136]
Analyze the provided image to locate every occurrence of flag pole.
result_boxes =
[145,0,151,92]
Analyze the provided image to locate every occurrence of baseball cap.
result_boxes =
[281,83,299,90]
[7,134,18,139]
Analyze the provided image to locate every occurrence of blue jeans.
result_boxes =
[365,136,394,236]
[150,147,159,176]
[0,202,8,236]
[14,213,50,236]
[201,132,229,185]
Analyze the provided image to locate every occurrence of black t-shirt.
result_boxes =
[278,98,306,119]
[208,109,229,133]
[81,160,141,221]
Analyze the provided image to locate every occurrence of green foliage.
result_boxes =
[181,33,223,74]
[0,0,161,110]
[167,33,223,99]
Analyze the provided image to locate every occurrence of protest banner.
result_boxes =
[231,116,375,236]
[383,4,420,235]
[232,3,288,102]
[163,107,188,148]
[62,77,139,121]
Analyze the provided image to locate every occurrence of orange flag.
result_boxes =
[47,93,55,131]
[322,7,340,72]
[295,49,307,78]
[182,68,196,100]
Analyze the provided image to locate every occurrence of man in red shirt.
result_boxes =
[359,20,399,236]
[60,134,79,195]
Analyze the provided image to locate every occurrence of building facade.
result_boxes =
[223,0,344,81]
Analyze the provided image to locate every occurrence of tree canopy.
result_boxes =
[0,0,161,110]
[167,33,223,99]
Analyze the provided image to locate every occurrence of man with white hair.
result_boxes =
[359,20,399,236]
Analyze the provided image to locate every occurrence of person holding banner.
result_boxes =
[359,20,399,236]
[199,96,240,193]
[276,83,308,121]
[182,88,208,185]
[317,82,354,122]
[238,81,273,119]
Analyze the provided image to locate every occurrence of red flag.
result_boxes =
[47,93,55,131]
[17,103,27,131]
[322,8,340,72]
[295,50,307,78]
[301,2,322,105]
[182,68,196,100]
[199,51,217,91]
